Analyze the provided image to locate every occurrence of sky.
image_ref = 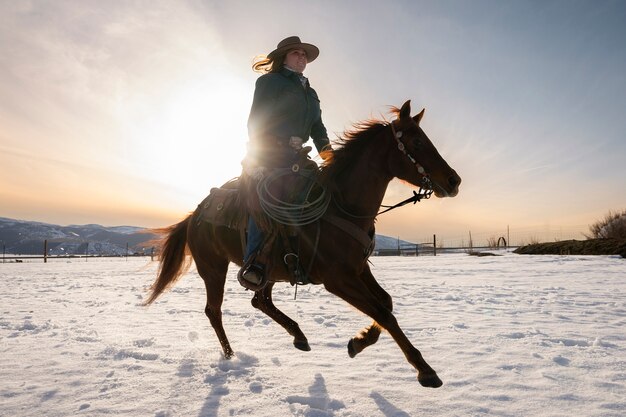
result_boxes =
[1,0,625,245]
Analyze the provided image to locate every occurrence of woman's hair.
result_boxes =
[252,54,285,73]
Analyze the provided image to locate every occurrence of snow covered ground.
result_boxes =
[1,253,625,416]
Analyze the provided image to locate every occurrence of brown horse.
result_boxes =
[145,100,461,388]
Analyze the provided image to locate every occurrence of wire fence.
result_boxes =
[412,224,590,249]
[0,240,155,264]
[1,224,593,262]
[373,224,593,256]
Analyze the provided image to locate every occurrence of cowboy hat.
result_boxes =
[267,36,319,62]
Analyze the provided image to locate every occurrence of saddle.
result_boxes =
[196,182,243,230]
[197,148,322,288]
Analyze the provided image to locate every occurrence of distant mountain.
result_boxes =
[0,217,416,256]
[374,235,417,250]
[0,217,158,256]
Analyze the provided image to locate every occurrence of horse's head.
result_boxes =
[389,100,461,198]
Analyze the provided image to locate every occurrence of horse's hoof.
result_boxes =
[418,373,443,388]
[347,339,357,358]
[294,340,311,351]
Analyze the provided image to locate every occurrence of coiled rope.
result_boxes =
[256,169,330,226]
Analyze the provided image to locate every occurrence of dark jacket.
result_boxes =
[247,67,329,161]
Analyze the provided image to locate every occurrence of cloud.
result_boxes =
[1,1,625,236]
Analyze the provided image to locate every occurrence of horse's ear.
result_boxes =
[413,108,425,124]
[399,100,411,120]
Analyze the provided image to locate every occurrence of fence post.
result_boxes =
[433,234,437,256]
[44,240,48,263]
[507,225,510,249]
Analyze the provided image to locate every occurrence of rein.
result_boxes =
[333,187,432,219]
[332,122,434,219]
[378,189,432,214]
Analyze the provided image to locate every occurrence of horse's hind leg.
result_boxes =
[196,257,233,358]
[347,275,392,358]
[251,283,310,351]
[325,267,442,388]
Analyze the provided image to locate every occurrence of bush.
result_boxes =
[587,210,626,239]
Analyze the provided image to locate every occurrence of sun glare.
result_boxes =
[126,74,251,206]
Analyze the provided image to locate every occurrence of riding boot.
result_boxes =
[241,263,263,285]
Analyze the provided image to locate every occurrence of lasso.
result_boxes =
[256,169,330,226]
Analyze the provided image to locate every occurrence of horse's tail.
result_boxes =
[144,215,192,305]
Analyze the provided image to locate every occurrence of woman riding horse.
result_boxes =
[145,99,461,388]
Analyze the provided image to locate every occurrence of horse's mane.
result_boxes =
[320,115,394,182]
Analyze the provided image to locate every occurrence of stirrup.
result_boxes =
[237,263,268,291]
[283,253,307,285]
[283,252,299,265]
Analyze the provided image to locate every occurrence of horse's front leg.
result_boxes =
[251,283,311,351]
[347,275,392,358]
[325,267,442,388]
[348,323,382,358]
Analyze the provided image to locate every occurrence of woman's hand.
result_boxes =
[320,143,333,160]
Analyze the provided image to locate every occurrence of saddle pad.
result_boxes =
[197,187,242,229]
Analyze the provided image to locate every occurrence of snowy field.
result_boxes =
[1,253,625,417]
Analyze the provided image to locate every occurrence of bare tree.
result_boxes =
[587,210,626,239]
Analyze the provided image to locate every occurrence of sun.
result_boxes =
[125,73,251,205]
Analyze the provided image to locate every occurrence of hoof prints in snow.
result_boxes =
[101,346,159,361]
[1,254,625,416]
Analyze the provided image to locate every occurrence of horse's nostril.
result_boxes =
[448,175,461,189]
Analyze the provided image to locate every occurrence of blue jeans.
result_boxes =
[244,216,265,264]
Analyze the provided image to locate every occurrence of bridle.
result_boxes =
[332,121,434,219]
[390,121,434,191]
